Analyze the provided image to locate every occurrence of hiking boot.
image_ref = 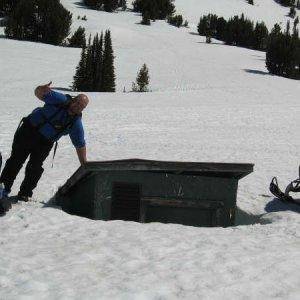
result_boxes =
[17,194,31,202]
[0,198,12,215]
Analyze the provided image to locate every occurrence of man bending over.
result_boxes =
[0,82,89,213]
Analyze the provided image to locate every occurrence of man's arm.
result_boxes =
[76,146,87,166]
[34,81,52,101]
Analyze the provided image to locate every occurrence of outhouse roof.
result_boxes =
[57,159,254,195]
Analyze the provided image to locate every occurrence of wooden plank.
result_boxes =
[140,197,224,223]
[83,159,254,179]
[141,197,224,209]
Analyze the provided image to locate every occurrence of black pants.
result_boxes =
[0,119,53,197]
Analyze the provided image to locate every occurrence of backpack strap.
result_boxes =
[35,106,64,131]
[51,113,82,140]
[34,94,73,131]
[51,141,58,168]
[50,113,82,168]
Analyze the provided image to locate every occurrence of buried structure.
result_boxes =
[55,159,254,227]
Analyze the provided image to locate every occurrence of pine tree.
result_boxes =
[102,30,116,92]
[68,26,86,48]
[73,46,88,91]
[215,17,227,41]
[5,0,72,45]
[84,35,95,91]
[0,0,20,14]
[197,14,218,43]
[133,0,175,20]
[266,22,300,79]
[167,14,183,27]
[289,6,296,18]
[141,10,151,25]
[73,31,116,92]
[253,22,268,50]
[293,16,299,36]
[132,64,150,92]
[95,32,104,91]
[84,0,100,8]
[119,0,127,10]
[4,0,36,41]
[103,0,118,12]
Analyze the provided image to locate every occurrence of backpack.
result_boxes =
[33,94,82,167]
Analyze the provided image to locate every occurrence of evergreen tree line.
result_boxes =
[73,30,116,92]
[198,13,269,50]
[1,0,72,45]
[275,0,300,8]
[83,0,126,12]
[266,21,300,79]
[133,0,175,21]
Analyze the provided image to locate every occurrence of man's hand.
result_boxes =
[76,146,87,166]
[34,81,52,100]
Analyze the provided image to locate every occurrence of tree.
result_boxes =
[132,64,150,92]
[84,0,124,12]
[197,14,218,43]
[73,47,88,91]
[0,0,20,14]
[83,0,100,8]
[5,0,72,45]
[289,6,296,18]
[133,0,175,20]
[293,16,299,36]
[68,26,86,48]
[94,32,104,91]
[73,30,115,92]
[141,10,151,25]
[215,17,227,41]
[248,0,254,5]
[4,0,36,41]
[119,0,127,10]
[103,0,118,12]
[266,22,300,79]
[277,0,296,7]
[101,30,116,92]
[253,21,268,50]
[167,14,183,27]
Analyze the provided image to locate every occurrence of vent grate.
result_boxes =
[111,182,141,221]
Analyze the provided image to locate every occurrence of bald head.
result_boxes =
[77,94,89,107]
[68,93,89,115]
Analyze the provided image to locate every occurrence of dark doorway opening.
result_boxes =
[111,182,141,221]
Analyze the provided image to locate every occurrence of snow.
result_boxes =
[175,0,299,30]
[0,0,300,299]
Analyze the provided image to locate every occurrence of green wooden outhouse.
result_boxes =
[55,159,253,227]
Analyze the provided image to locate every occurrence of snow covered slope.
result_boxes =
[0,0,299,299]
[175,0,299,30]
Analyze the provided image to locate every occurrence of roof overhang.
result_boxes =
[56,159,254,196]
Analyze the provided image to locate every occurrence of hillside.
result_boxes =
[0,0,299,299]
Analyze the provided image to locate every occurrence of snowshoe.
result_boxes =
[270,177,300,205]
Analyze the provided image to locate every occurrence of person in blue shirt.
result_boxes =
[0,82,89,206]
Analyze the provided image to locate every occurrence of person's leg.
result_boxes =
[0,125,31,194]
[19,139,53,198]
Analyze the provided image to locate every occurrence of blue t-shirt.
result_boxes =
[29,90,86,148]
